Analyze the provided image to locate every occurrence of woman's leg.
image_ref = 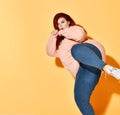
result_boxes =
[73,43,102,115]
[71,43,106,70]
[71,43,120,79]
[74,67,101,115]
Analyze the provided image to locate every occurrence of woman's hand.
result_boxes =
[51,30,59,37]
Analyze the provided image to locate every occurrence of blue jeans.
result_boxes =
[71,43,106,115]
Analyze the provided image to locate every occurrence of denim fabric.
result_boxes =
[71,43,106,70]
[71,43,106,115]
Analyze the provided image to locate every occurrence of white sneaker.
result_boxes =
[105,65,120,80]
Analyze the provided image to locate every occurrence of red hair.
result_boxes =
[53,12,76,30]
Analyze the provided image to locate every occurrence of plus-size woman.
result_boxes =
[46,12,120,115]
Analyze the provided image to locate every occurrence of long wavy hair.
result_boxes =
[53,13,87,49]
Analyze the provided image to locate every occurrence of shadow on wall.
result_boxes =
[91,55,120,115]
[55,55,120,115]
[55,58,64,68]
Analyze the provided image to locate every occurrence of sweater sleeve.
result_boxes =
[46,34,58,57]
[58,26,87,42]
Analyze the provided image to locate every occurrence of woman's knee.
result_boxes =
[71,44,84,57]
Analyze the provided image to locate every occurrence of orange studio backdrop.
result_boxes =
[0,0,120,115]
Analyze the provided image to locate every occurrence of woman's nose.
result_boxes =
[59,24,62,27]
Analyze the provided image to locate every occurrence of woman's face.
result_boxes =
[57,17,70,30]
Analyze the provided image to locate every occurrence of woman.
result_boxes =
[46,12,120,115]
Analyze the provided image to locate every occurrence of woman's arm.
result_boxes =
[58,26,87,42]
[46,31,58,57]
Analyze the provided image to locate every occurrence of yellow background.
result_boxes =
[0,0,120,115]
